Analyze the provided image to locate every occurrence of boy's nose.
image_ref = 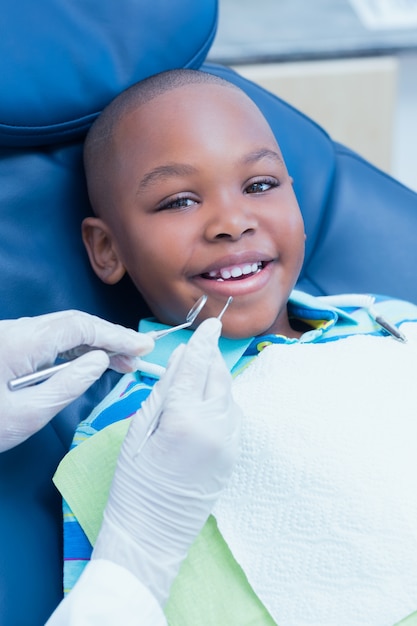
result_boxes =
[204,200,258,242]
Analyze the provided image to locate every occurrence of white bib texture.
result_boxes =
[214,323,417,626]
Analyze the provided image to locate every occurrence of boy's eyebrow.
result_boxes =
[137,149,284,193]
[241,148,284,166]
[138,164,198,192]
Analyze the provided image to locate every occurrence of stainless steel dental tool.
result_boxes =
[135,294,233,454]
[315,294,407,343]
[147,294,208,339]
[7,295,209,391]
[217,296,233,321]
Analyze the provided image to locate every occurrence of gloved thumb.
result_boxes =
[164,317,222,399]
[121,344,186,455]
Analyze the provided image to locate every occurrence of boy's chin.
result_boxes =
[219,318,277,340]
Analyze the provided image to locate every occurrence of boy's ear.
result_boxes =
[82,217,126,285]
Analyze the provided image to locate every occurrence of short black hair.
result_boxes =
[84,69,241,215]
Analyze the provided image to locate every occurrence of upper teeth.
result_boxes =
[208,262,262,280]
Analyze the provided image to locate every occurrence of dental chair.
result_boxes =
[2,0,417,623]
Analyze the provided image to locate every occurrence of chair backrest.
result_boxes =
[0,1,218,623]
[2,1,417,623]
[204,63,417,303]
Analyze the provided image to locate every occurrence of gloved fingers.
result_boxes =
[203,348,233,400]
[188,350,241,450]
[47,310,155,360]
[105,354,139,373]
[98,353,144,374]
[0,317,50,374]
[121,319,222,455]
[21,350,110,417]
[59,347,150,374]
[120,318,225,464]
[157,390,241,456]
[121,344,186,452]
[166,318,222,399]
[0,351,111,451]
[132,321,225,453]
[1,311,154,381]
[192,393,242,455]
[128,395,242,505]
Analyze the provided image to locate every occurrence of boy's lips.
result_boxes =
[193,254,276,296]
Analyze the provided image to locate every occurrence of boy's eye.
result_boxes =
[157,195,197,211]
[245,178,278,194]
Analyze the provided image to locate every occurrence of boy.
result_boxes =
[55,69,417,625]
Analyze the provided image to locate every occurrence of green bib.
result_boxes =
[54,420,275,625]
[54,417,417,626]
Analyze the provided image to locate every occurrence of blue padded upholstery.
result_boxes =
[300,142,417,298]
[204,63,417,301]
[2,2,417,624]
[0,1,218,624]
[1,0,217,146]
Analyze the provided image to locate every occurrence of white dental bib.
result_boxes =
[213,323,417,626]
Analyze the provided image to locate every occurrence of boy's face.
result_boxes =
[85,83,306,339]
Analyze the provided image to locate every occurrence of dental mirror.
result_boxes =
[150,294,208,339]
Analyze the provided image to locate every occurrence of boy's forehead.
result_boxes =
[110,83,285,173]
[116,83,274,141]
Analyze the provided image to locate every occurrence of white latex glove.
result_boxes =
[0,310,154,452]
[93,317,242,606]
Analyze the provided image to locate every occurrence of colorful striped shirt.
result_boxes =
[61,289,417,602]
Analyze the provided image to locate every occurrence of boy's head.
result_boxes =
[82,69,306,339]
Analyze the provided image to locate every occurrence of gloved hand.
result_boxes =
[0,310,154,452]
[92,318,242,606]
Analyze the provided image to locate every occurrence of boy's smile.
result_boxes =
[83,81,306,339]
[194,252,276,297]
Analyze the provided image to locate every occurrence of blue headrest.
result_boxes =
[0,0,218,329]
[1,0,217,147]
[0,3,219,624]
